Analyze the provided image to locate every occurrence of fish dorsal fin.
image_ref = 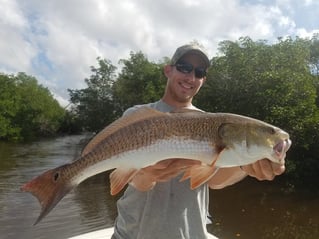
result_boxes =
[81,107,165,156]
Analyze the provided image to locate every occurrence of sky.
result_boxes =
[1,0,318,106]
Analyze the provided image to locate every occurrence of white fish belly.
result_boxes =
[118,138,216,168]
[76,138,216,183]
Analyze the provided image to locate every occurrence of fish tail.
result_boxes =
[20,165,74,225]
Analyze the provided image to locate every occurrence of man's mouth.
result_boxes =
[179,82,193,90]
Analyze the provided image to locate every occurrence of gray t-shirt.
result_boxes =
[112,100,217,239]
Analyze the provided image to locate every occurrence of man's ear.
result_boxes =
[201,76,207,84]
[163,65,173,77]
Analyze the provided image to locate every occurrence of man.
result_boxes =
[111,43,285,239]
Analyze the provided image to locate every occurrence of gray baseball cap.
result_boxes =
[171,43,210,68]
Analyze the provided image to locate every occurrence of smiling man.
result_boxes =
[163,44,209,107]
[111,43,285,239]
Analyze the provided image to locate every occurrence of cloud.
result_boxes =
[0,0,37,73]
[0,0,318,106]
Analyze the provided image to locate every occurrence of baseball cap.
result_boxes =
[171,43,210,68]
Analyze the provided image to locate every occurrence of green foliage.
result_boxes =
[309,33,319,76]
[112,51,166,113]
[68,53,166,132]
[58,110,82,134]
[309,34,319,109]
[68,57,117,132]
[0,73,21,140]
[0,73,65,141]
[195,36,319,181]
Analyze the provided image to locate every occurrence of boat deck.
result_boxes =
[68,227,114,239]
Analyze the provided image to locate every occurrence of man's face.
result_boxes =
[164,53,207,103]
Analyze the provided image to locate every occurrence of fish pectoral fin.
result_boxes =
[189,164,217,189]
[187,151,221,189]
[180,168,192,182]
[110,168,139,195]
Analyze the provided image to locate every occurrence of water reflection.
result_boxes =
[208,178,319,238]
[0,135,117,239]
[0,135,318,239]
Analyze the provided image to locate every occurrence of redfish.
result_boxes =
[21,107,291,224]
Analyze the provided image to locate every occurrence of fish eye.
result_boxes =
[269,127,276,134]
[53,172,60,182]
[264,127,276,135]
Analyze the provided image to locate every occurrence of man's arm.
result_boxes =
[208,159,285,189]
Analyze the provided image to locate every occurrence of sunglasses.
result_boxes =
[174,61,207,79]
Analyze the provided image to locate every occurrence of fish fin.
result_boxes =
[189,164,218,189]
[81,107,165,156]
[20,165,74,225]
[180,168,192,182]
[110,168,139,195]
[189,152,221,189]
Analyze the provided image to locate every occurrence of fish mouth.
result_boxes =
[273,139,291,162]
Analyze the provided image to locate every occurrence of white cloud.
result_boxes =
[0,0,318,106]
[303,0,314,6]
[0,0,36,73]
[296,29,319,38]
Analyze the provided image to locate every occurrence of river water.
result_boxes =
[0,135,318,239]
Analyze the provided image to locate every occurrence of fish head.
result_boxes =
[218,118,291,166]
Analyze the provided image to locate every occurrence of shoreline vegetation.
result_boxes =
[1,36,319,188]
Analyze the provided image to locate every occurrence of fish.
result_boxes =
[21,107,291,225]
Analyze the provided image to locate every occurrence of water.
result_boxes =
[209,179,319,238]
[0,135,117,239]
[0,135,318,239]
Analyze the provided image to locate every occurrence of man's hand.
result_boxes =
[208,158,285,189]
[241,158,285,180]
[130,159,201,192]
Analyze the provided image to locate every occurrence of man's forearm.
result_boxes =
[208,159,286,189]
[208,166,247,189]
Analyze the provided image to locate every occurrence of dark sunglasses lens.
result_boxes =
[175,61,206,78]
[176,63,193,73]
[194,68,206,78]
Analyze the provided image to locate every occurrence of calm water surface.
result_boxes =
[0,135,318,239]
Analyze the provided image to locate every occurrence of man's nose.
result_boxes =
[184,70,196,81]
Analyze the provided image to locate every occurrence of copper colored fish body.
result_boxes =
[21,107,291,224]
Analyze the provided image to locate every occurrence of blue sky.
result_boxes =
[1,0,318,106]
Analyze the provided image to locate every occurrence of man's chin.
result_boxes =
[175,95,193,103]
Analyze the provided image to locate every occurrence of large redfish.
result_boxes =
[21,107,291,225]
